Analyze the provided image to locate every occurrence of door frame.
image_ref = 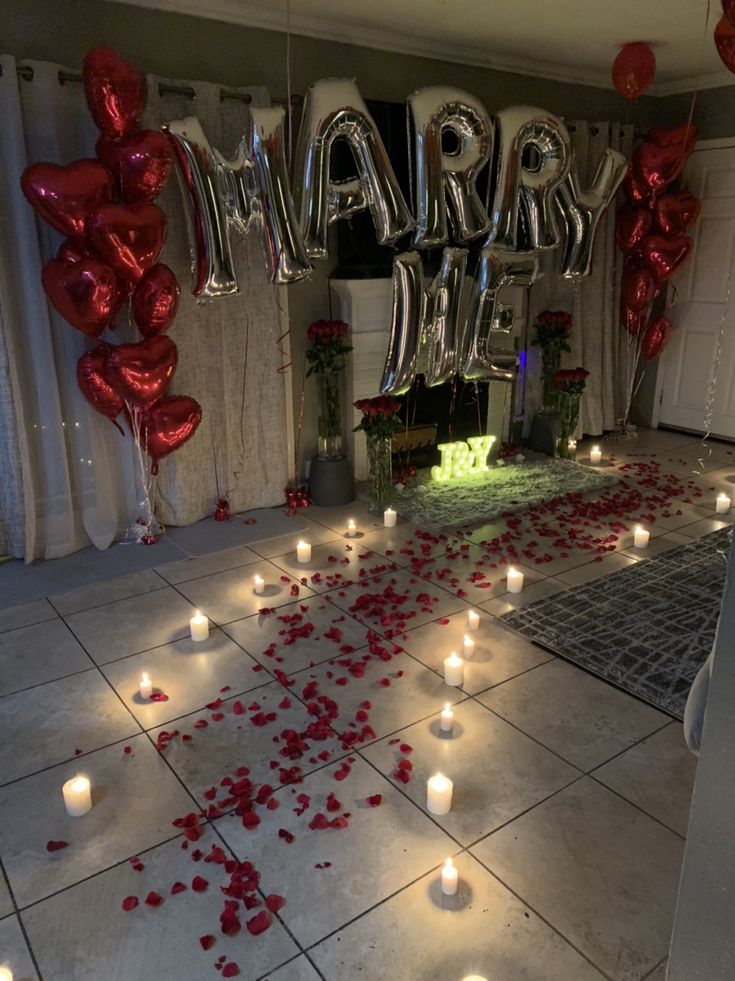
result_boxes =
[650,137,735,430]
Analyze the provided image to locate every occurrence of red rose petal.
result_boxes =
[366,794,383,807]
[46,840,68,852]
[199,934,215,951]
[170,881,187,895]
[222,964,240,978]
[122,896,139,911]
[145,891,163,907]
[246,910,271,936]
[191,875,208,892]
[265,894,285,913]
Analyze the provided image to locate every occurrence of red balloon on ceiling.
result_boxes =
[715,15,735,73]
[612,42,656,99]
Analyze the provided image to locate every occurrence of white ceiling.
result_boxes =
[122,0,731,96]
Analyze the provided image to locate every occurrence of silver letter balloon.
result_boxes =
[165,110,311,297]
[292,78,414,259]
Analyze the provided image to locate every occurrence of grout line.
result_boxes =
[0,854,45,981]
[469,852,618,981]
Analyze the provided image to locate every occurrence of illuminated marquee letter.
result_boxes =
[431,436,496,481]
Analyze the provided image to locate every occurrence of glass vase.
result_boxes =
[539,349,561,416]
[555,393,581,460]
[366,435,392,515]
[317,371,342,461]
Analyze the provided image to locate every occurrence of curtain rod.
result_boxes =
[4,63,302,106]
[5,65,644,136]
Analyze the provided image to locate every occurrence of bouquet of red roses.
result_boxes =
[554,367,590,396]
[532,310,573,350]
[353,396,403,441]
[305,320,352,376]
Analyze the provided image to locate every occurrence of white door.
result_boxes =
[659,143,735,439]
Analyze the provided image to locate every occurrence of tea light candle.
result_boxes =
[441,857,458,896]
[427,773,453,815]
[63,775,92,817]
[443,651,464,687]
[139,672,153,700]
[507,567,524,593]
[0,967,13,981]
[296,540,311,563]
[590,445,602,465]
[467,609,480,631]
[253,575,265,594]
[189,609,209,641]
[346,519,357,537]
[440,702,454,733]
[633,525,650,549]
[463,633,475,660]
[716,493,731,514]
[384,507,397,527]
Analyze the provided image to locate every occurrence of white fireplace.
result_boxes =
[330,277,528,480]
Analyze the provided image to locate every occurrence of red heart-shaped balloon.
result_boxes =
[633,141,687,196]
[83,46,147,140]
[622,264,656,312]
[96,130,173,204]
[139,395,202,474]
[654,191,701,237]
[77,343,125,432]
[132,264,180,337]
[623,168,651,207]
[87,202,166,283]
[42,255,122,337]
[641,315,673,361]
[640,234,693,282]
[21,160,113,239]
[620,296,646,337]
[616,205,653,255]
[647,123,698,156]
[104,335,178,407]
[715,15,735,73]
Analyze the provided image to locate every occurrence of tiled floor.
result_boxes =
[1,428,723,980]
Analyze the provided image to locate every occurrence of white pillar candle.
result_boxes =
[0,967,13,981]
[383,507,397,528]
[633,526,650,549]
[253,575,265,594]
[189,610,209,642]
[716,493,731,514]
[463,633,475,660]
[443,651,464,687]
[440,702,454,733]
[427,773,453,815]
[590,445,602,465]
[507,567,524,593]
[441,857,458,896]
[467,609,480,631]
[296,540,312,564]
[346,519,357,537]
[63,775,92,817]
[139,672,153,700]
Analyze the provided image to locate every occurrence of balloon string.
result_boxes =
[695,268,732,474]
[286,0,294,170]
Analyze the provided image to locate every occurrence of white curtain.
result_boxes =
[0,56,289,561]
[523,121,635,436]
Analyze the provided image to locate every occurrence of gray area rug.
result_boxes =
[501,528,732,719]
[391,457,618,531]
